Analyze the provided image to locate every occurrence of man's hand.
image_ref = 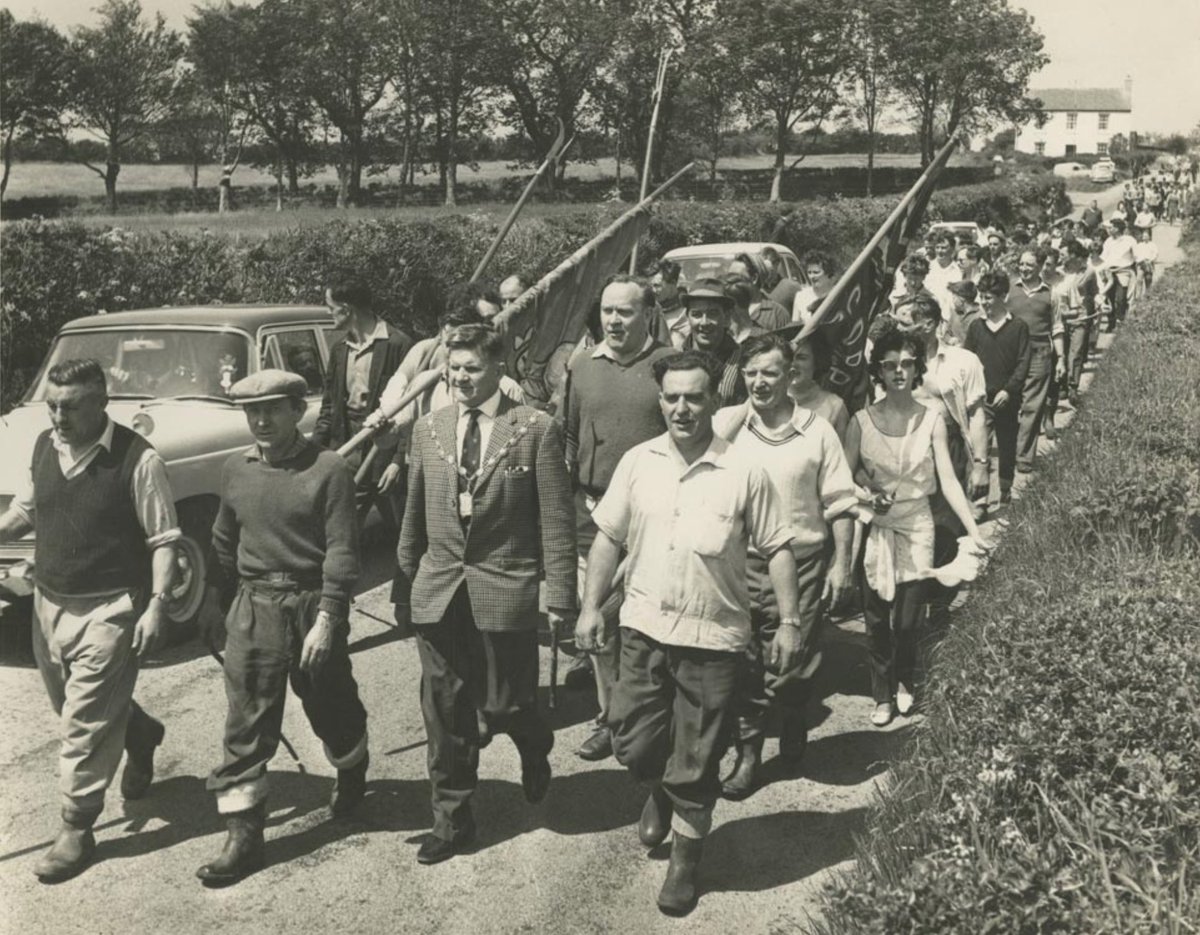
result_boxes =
[300,611,337,674]
[547,607,576,636]
[363,409,387,431]
[574,607,607,653]
[132,599,167,659]
[821,561,852,608]
[378,463,402,493]
[769,624,809,675]
[992,389,1011,409]
[1054,359,1066,381]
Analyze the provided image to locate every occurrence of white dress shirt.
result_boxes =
[455,389,503,465]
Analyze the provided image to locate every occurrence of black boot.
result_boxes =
[778,708,808,769]
[34,811,98,883]
[657,833,704,916]
[721,738,763,801]
[196,803,266,887]
[330,752,369,818]
[121,712,166,800]
[638,784,673,848]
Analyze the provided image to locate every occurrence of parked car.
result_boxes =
[661,242,804,286]
[1053,161,1090,178]
[1090,159,1117,183]
[928,221,989,247]
[0,304,339,631]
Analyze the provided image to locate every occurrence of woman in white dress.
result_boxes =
[843,330,984,726]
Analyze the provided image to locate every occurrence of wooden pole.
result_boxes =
[629,49,672,274]
[469,119,568,285]
[335,367,443,459]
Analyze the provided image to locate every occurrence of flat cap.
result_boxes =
[681,277,733,306]
[229,369,307,404]
[947,280,978,302]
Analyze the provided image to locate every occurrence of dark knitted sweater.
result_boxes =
[964,316,1032,400]
[210,437,359,616]
[562,341,676,493]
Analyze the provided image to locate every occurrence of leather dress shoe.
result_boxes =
[638,785,673,848]
[521,748,552,804]
[417,822,476,865]
[196,804,266,887]
[575,725,612,761]
[34,819,96,883]
[721,739,762,801]
[330,752,369,818]
[121,715,166,800]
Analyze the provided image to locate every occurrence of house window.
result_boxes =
[1097,142,1108,155]
[1066,112,1077,130]
[1065,144,1077,156]
[1034,142,1046,155]
[1098,113,1109,130]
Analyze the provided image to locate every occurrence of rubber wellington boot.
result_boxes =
[656,833,704,916]
[34,812,98,883]
[330,752,369,818]
[196,803,266,887]
[121,713,166,800]
[638,784,673,848]
[721,738,763,801]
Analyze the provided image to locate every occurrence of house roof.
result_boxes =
[1034,88,1131,113]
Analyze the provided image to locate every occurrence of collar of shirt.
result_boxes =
[744,405,811,438]
[455,389,503,464]
[1016,279,1049,296]
[592,334,655,360]
[51,415,115,459]
[457,389,503,422]
[344,319,390,354]
[648,432,730,478]
[246,431,310,463]
[984,312,1013,333]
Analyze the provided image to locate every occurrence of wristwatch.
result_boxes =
[150,591,172,604]
[779,617,804,629]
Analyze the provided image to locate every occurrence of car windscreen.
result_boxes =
[673,254,738,284]
[27,329,253,402]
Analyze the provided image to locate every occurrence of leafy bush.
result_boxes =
[0,174,1066,411]
[816,255,1200,934]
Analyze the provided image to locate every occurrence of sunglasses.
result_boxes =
[880,358,918,372]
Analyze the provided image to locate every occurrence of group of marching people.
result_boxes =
[2,192,1146,916]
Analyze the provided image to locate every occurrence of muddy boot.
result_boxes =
[638,784,673,848]
[721,738,763,801]
[196,803,266,887]
[121,711,166,800]
[330,752,369,818]
[34,811,98,883]
[657,833,704,916]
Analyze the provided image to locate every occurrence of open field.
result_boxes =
[3,152,976,200]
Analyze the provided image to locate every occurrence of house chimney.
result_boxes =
[1124,75,1133,107]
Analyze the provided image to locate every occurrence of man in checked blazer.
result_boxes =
[393,322,576,865]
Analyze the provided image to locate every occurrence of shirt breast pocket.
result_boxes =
[688,512,735,559]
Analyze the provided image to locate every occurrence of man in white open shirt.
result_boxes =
[575,351,803,916]
[1100,218,1138,331]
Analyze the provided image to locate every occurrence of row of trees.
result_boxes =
[0,0,1049,210]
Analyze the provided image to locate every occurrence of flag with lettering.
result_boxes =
[786,139,958,412]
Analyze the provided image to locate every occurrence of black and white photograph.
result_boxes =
[0,0,1197,930]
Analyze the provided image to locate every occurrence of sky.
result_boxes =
[6,0,1200,135]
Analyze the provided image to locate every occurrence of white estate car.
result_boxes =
[661,242,804,285]
[1090,160,1117,183]
[0,304,339,631]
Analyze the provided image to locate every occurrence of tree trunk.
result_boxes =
[444,109,458,207]
[286,159,299,195]
[770,114,787,203]
[104,161,120,213]
[191,160,200,191]
[1,134,12,199]
[275,162,284,212]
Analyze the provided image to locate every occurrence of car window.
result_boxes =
[270,329,325,395]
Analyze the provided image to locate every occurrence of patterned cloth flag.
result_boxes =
[784,139,959,412]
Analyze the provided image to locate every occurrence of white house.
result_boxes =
[1015,79,1133,158]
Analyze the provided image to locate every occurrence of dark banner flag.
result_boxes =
[785,138,959,411]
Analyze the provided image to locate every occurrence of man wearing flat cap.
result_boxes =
[197,369,370,887]
[680,278,747,406]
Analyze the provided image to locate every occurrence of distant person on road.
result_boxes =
[199,371,370,888]
[0,358,176,884]
[393,324,576,866]
[576,351,802,916]
[964,271,1031,509]
[844,331,984,727]
[1007,250,1065,467]
[1080,199,1103,234]
[1134,228,1160,300]
[1100,218,1137,331]
[1052,240,1100,408]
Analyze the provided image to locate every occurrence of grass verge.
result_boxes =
[814,253,1200,933]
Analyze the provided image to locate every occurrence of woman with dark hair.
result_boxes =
[791,251,838,326]
[787,331,848,440]
[843,331,984,727]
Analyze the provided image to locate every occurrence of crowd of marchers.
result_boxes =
[0,187,1159,916]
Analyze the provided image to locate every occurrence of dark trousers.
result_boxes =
[1108,277,1130,329]
[862,578,928,704]
[207,581,368,811]
[737,551,825,741]
[984,395,1020,492]
[610,627,740,838]
[344,411,405,533]
[1064,319,1091,391]
[1016,342,1053,470]
[414,585,551,841]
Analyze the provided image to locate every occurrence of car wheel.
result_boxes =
[166,498,218,637]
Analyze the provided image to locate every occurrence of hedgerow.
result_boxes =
[815,255,1200,934]
[0,173,1066,411]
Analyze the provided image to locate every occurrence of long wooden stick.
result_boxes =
[336,367,443,458]
[629,49,672,274]
[469,118,568,285]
